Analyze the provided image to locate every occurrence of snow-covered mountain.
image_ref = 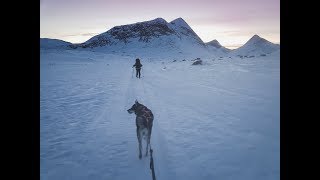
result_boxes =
[71,17,214,59]
[40,38,72,49]
[205,39,231,54]
[40,19,279,60]
[76,18,205,48]
[230,35,280,57]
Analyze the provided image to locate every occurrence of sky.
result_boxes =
[40,0,280,49]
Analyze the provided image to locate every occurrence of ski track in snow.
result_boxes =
[41,50,279,180]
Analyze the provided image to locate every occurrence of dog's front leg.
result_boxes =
[137,127,142,159]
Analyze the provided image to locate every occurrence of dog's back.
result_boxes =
[135,104,153,129]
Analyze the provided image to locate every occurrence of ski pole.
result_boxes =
[131,67,134,78]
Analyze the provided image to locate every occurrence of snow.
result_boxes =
[206,39,223,48]
[169,17,192,30]
[205,39,231,55]
[40,38,72,49]
[40,48,280,180]
[230,35,280,56]
[75,17,210,58]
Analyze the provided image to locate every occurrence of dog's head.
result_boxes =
[127,100,140,114]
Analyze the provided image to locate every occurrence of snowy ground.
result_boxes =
[40,49,280,180]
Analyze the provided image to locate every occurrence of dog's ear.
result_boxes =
[135,100,138,104]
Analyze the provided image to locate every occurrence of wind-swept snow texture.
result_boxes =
[40,49,279,180]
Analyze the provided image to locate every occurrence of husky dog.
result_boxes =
[127,100,154,159]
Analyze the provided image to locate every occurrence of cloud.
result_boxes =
[225,44,244,49]
[61,33,99,37]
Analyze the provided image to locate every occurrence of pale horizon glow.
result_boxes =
[40,0,280,49]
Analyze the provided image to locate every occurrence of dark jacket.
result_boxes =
[133,61,143,69]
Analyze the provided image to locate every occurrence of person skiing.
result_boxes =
[132,58,143,78]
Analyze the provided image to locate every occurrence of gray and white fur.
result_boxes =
[127,100,154,159]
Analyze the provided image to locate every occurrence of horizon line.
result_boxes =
[40,35,280,50]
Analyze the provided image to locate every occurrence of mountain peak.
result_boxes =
[169,17,204,45]
[252,34,261,39]
[171,17,186,23]
[148,17,167,24]
[112,18,167,29]
[206,39,222,48]
[246,34,267,45]
[170,17,190,29]
[74,17,206,50]
[231,34,280,56]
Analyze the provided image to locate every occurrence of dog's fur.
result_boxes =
[127,100,153,159]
